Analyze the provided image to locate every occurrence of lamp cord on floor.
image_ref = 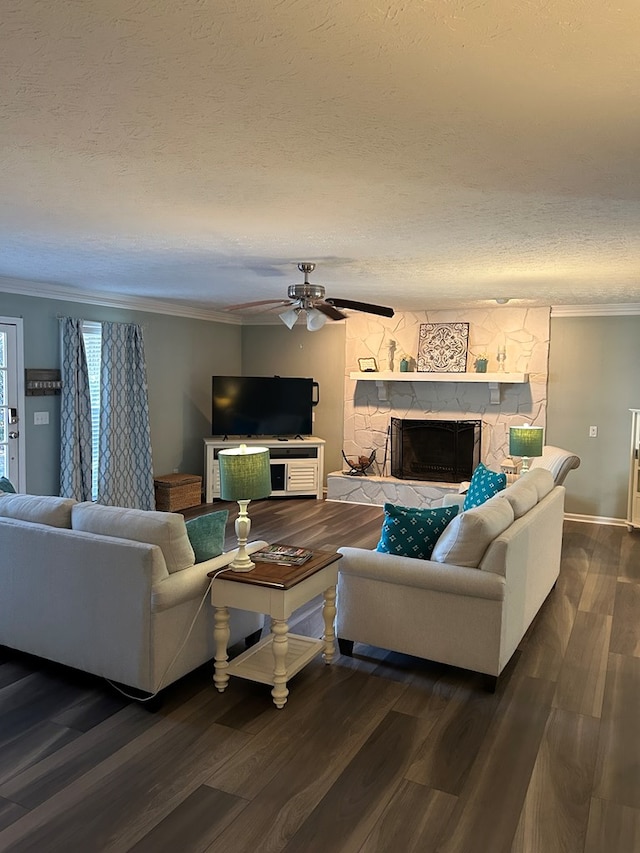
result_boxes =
[106,566,231,702]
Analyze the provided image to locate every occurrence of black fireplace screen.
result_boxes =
[391,418,481,483]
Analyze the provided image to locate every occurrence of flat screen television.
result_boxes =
[212,376,318,437]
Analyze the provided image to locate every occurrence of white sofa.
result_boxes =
[0,493,265,696]
[335,468,564,685]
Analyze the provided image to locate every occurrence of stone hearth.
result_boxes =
[326,471,460,508]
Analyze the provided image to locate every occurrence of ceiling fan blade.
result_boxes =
[226,299,291,311]
[326,298,394,318]
[316,301,348,321]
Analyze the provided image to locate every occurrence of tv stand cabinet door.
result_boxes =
[285,459,319,496]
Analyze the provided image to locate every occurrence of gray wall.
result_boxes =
[0,291,241,494]
[240,322,346,478]
[547,315,640,521]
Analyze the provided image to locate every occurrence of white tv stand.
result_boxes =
[204,436,325,502]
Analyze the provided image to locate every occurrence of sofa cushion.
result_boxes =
[463,462,507,510]
[72,502,195,574]
[185,510,228,563]
[0,476,16,493]
[376,503,459,560]
[432,494,514,568]
[501,477,538,519]
[0,493,76,528]
[521,467,555,501]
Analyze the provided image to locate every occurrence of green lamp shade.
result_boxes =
[218,445,271,501]
[509,425,544,458]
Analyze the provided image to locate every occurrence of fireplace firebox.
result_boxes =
[391,418,481,483]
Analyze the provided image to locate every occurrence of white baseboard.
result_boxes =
[564,512,629,528]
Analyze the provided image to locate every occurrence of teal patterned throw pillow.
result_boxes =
[185,510,228,563]
[463,462,507,510]
[376,503,459,560]
[0,476,16,494]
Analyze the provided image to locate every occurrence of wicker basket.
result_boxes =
[154,473,202,511]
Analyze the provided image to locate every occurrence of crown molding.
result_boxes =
[4,277,639,322]
[551,303,640,317]
[0,277,240,324]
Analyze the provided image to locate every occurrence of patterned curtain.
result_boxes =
[59,317,93,501]
[98,322,155,509]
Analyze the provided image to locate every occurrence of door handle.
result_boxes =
[8,431,19,439]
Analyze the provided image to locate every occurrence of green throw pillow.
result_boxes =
[463,462,507,510]
[185,510,228,563]
[0,476,16,494]
[376,503,459,560]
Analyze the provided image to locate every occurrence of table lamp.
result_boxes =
[509,425,544,474]
[218,444,271,571]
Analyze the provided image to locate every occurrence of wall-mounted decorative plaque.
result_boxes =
[417,323,469,372]
[25,368,63,395]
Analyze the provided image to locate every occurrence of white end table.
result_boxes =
[209,549,342,709]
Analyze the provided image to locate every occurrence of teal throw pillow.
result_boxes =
[376,503,459,560]
[463,463,507,510]
[0,476,16,493]
[185,510,228,563]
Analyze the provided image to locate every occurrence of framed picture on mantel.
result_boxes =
[417,322,469,373]
[358,357,378,372]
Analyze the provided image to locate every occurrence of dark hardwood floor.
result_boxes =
[1,499,639,852]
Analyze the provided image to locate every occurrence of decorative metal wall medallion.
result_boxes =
[417,323,469,372]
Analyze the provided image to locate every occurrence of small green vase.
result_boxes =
[475,359,488,373]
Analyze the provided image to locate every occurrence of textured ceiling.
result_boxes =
[2,0,640,316]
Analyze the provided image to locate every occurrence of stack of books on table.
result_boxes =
[252,544,313,566]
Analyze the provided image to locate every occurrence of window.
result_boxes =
[82,322,102,500]
[60,317,152,508]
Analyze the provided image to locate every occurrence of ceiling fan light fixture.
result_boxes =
[305,308,328,331]
[279,307,300,329]
[231,262,394,325]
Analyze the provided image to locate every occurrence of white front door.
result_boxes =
[0,319,24,489]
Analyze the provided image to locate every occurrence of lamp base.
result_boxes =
[228,548,255,572]
[228,558,255,573]
[229,500,255,573]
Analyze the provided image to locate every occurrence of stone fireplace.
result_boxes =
[391,418,481,483]
[326,307,550,508]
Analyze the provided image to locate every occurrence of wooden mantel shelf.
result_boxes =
[349,371,529,405]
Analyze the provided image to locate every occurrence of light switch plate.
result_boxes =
[34,411,49,425]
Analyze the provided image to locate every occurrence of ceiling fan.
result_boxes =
[226,263,395,331]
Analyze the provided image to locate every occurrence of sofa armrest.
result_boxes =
[152,540,268,611]
[336,547,505,601]
[442,493,465,509]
